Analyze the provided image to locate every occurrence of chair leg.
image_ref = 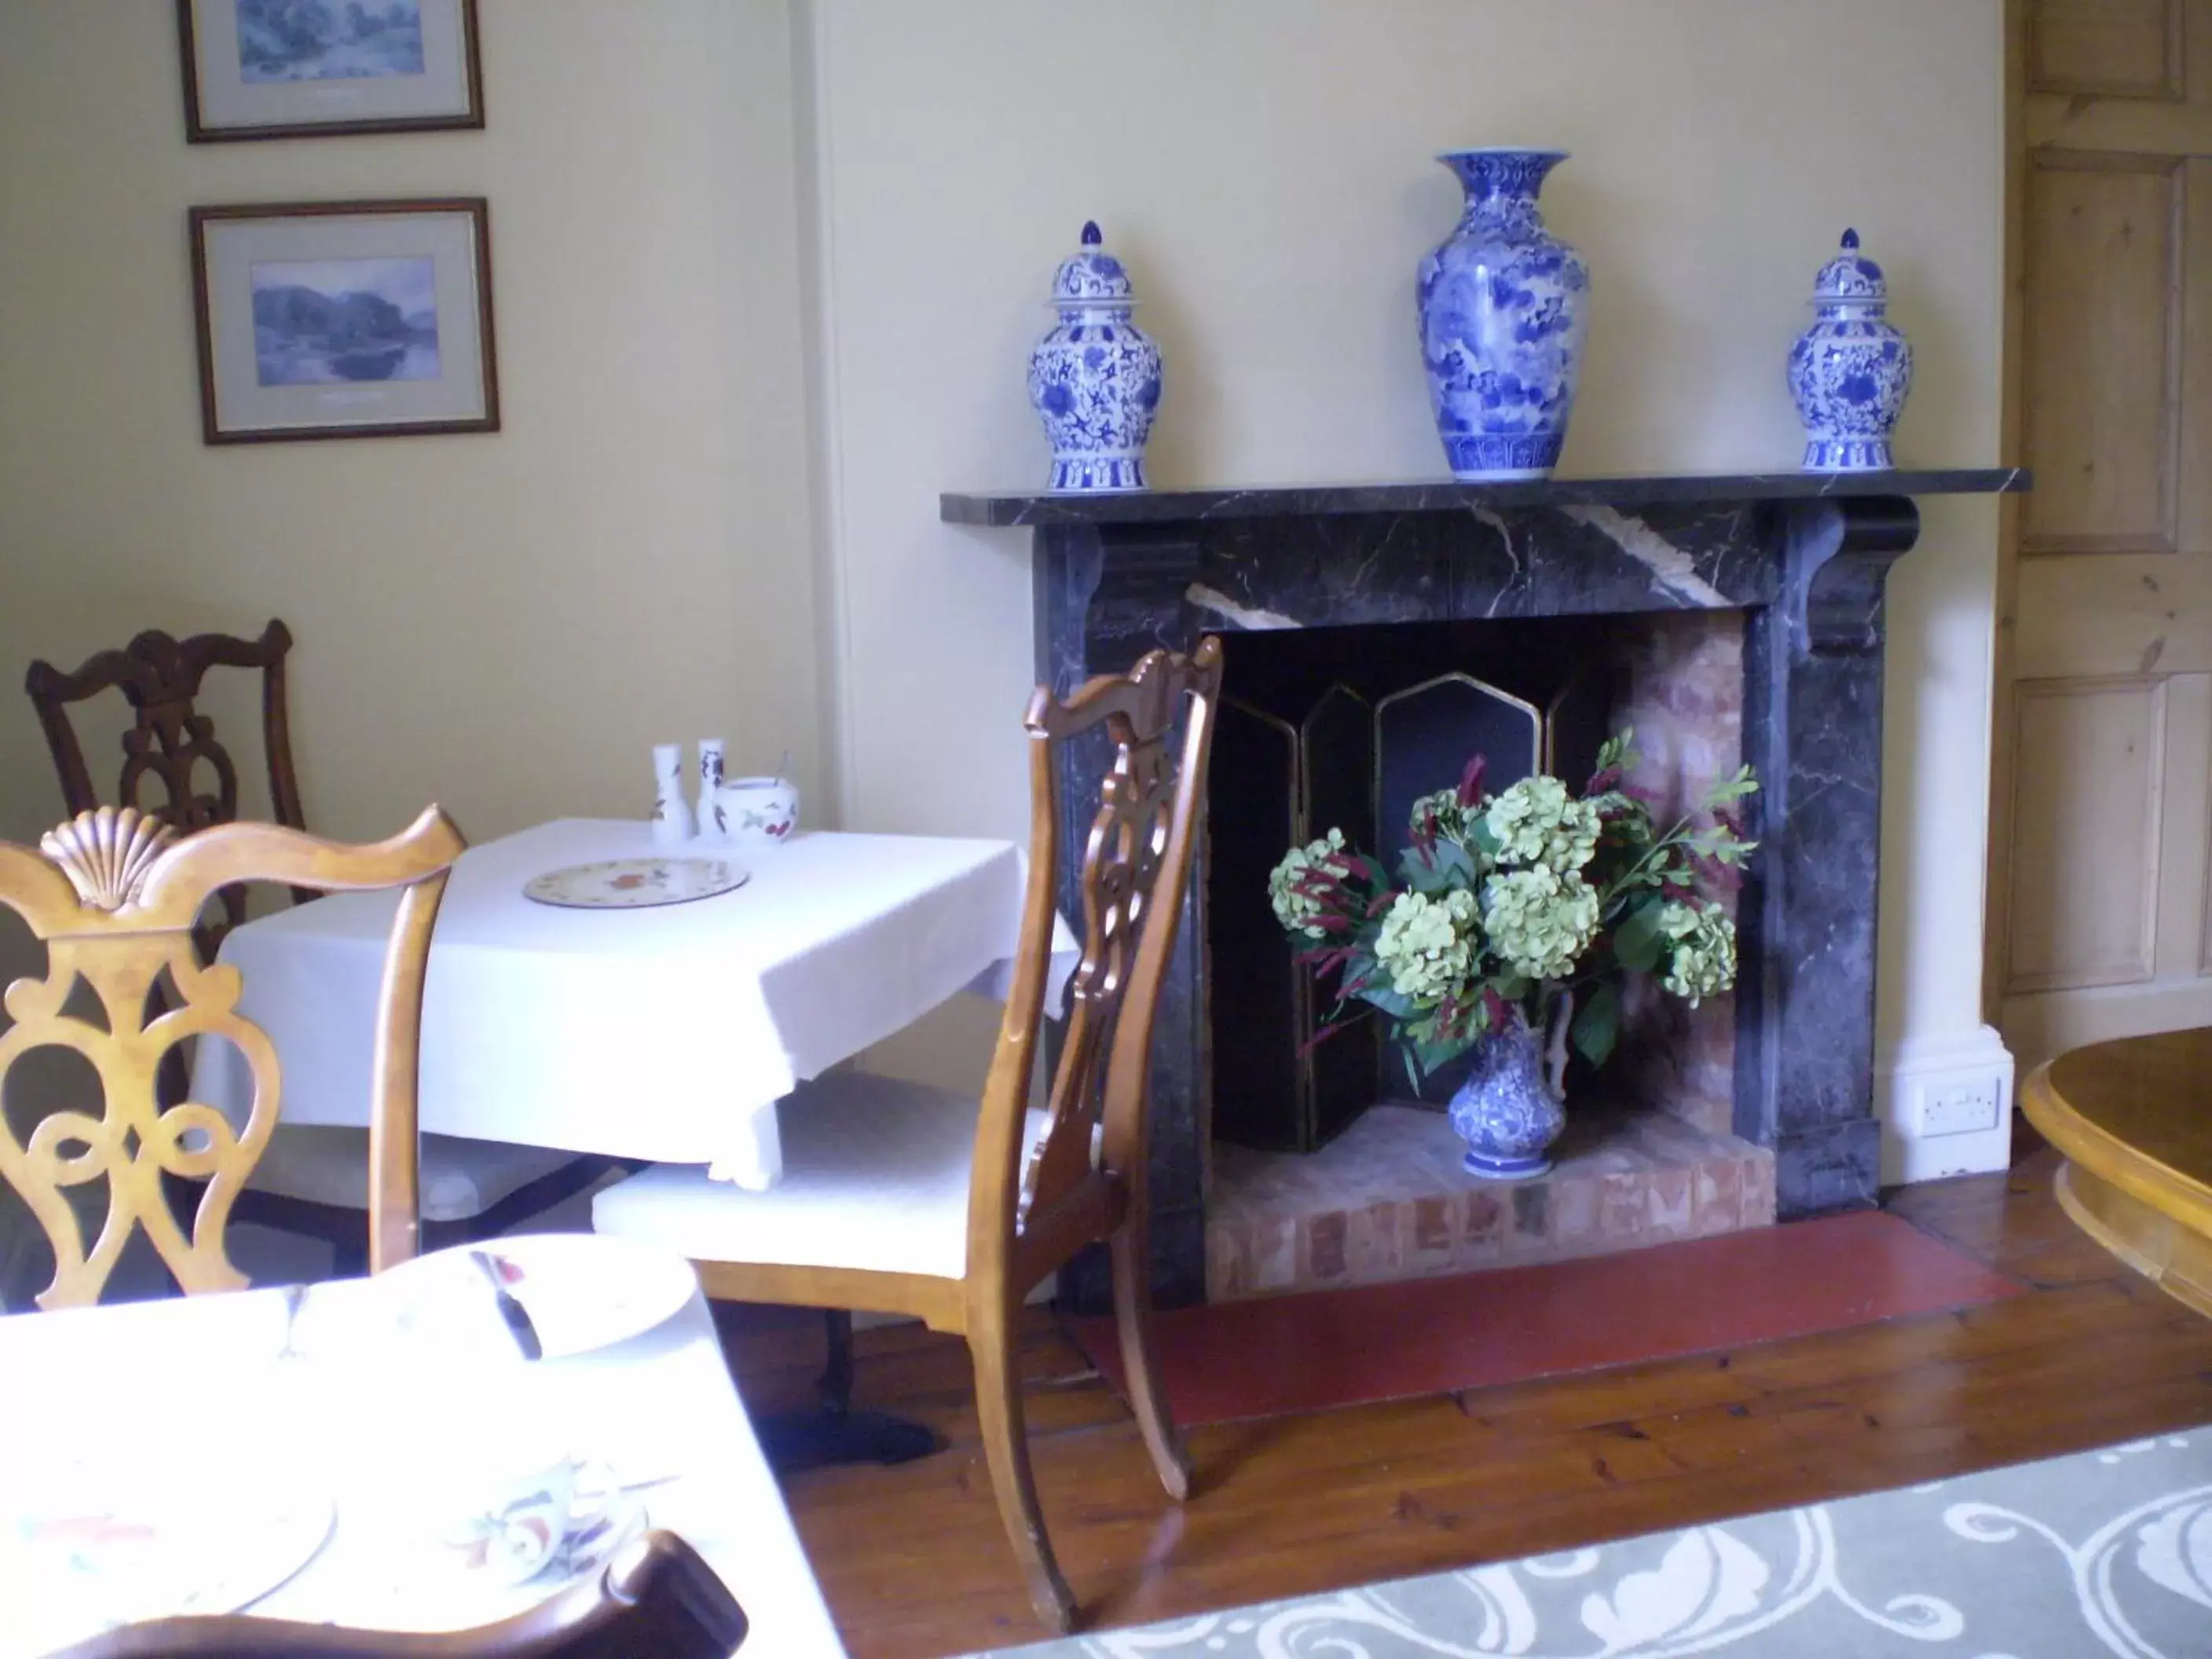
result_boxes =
[968,1306,1078,1633]
[1111,1209,1192,1501]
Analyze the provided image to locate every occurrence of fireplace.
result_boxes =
[943,469,2026,1308]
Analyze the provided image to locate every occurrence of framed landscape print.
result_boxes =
[178,0,484,141]
[190,199,500,445]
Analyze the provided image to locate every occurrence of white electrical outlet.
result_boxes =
[1920,1076,2002,1137]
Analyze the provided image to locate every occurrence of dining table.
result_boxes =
[0,1235,845,1657]
[194,817,1072,1190]
[186,814,1071,1474]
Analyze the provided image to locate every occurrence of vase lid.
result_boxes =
[1811,228,1888,302]
[1049,221,1137,305]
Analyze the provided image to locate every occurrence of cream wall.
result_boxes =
[0,0,822,852]
[0,1,2016,1290]
[0,1,822,1298]
[804,0,2016,1174]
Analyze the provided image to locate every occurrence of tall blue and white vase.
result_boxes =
[1027,222,1162,493]
[1788,229,1913,471]
[1417,148,1590,482]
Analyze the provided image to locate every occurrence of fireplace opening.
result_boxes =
[1203,611,1774,1299]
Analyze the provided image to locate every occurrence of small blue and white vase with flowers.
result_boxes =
[1788,229,1913,471]
[1027,222,1162,493]
[1448,1005,1568,1180]
[1417,148,1590,482]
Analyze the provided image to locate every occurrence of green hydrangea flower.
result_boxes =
[1658,899,1737,1005]
[1372,888,1479,1004]
[1268,828,1346,939]
[1484,775,1601,873]
[1482,865,1600,981]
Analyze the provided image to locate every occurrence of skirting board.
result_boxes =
[1877,1023,2016,1185]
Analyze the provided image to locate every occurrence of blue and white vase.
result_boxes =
[1448,1006,1566,1180]
[1788,229,1913,471]
[1027,222,1162,493]
[1417,148,1590,482]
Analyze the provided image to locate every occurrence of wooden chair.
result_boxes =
[46,1529,746,1658]
[26,620,308,960]
[592,639,1225,1632]
[23,622,612,1276]
[0,806,460,1308]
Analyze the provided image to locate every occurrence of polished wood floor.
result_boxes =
[718,1144,2212,1659]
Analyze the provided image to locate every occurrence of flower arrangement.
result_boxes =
[1267,731,1756,1101]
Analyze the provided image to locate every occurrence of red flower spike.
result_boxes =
[1456,753,1489,809]
[1481,987,1511,1031]
[1586,766,1622,795]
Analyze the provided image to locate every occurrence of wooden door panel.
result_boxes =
[1998,1,2212,1064]
[2022,152,2181,554]
[2016,556,2212,675]
[2031,0,2185,98]
[2006,676,2166,991]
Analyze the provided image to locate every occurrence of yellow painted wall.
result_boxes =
[802,0,2012,1149]
[0,0,822,851]
[0,0,2012,1288]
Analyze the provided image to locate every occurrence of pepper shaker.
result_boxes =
[697,738,728,840]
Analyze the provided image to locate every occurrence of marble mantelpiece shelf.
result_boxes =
[940,467,2027,527]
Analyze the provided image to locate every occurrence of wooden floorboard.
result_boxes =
[717,1149,2212,1659]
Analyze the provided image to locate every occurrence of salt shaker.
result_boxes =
[697,738,728,839]
[650,743,693,845]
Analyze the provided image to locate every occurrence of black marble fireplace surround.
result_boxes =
[942,471,2027,1306]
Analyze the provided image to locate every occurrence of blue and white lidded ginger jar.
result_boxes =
[1417,148,1591,482]
[1027,222,1162,493]
[1787,229,1913,471]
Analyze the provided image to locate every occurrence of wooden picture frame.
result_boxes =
[178,0,485,142]
[189,198,500,445]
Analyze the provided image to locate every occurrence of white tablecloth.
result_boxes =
[0,1254,844,1657]
[194,819,1068,1188]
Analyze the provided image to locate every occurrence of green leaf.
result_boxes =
[1410,1034,1470,1079]
[1467,815,1502,861]
[1614,899,1666,972]
[1400,838,1474,895]
[1571,982,1621,1069]
[1358,983,1415,1020]
[1704,765,1760,806]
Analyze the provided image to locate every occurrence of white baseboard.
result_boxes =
[1877,1024,2017,1185]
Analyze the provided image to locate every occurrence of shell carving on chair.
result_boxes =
[39,807,176,913]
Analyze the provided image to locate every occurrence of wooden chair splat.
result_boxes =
[0,805,463,1309]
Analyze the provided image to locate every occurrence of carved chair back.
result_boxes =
[0,806,463,1309]
[968,639,1223,1275]
[25,621,307,957]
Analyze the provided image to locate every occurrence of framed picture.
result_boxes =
[189,198,500,445]
[178,0,484,141]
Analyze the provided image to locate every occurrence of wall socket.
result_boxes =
[1919,1076,2003,1137]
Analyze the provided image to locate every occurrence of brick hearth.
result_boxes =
[1207,1105,1775,1302]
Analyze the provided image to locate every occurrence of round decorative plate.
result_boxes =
[1,1465,334,1655]
[522,857,747,910]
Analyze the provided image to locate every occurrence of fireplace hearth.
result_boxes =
[943,469,2027,1308]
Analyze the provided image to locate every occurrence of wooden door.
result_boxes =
[1997,0,2212,1064]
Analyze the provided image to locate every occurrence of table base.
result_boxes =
[756,1407,939,1473]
